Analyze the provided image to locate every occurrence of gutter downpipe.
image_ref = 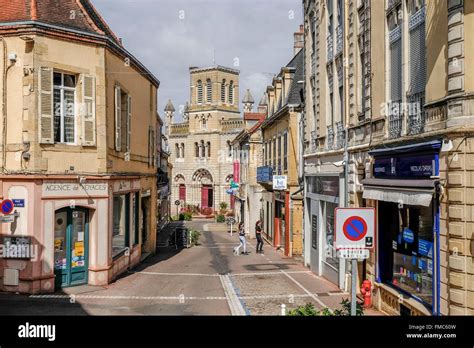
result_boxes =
[1,36,13,173]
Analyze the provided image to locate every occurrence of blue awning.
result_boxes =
[368,140,442,157]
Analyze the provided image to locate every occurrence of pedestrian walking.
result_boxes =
[234,222,248,255]
[255,220,264,254]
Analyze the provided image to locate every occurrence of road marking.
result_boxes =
[280,270,332,312]
[128,270,312,277]
[219,274,247,316]
[28,292,347,301]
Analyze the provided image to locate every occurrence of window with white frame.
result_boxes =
[53,72,76,144]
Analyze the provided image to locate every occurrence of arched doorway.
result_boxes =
[54,207,90,288]
[193,169,213,210]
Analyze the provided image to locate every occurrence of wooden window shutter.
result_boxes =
[114,86,122,151]
[82,75,96,146]
[127,95,132,152]
[39,67,54,144]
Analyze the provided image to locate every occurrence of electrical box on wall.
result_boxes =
[3,269,19,286]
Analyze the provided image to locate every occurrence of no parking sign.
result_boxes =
[335,208,375,252]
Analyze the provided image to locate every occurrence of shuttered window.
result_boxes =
[39,67,54,144]
[197,80,203,103]
[221,79,226,102]
[114,86,122,151]
[228,81,234,104]
[206,79,212,103]
[390,34,402,102]
[409,14,425,94]
[126,96,132,152]
[82,75,96,146]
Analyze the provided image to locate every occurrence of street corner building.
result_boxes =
[302,0,474,315]
[165,66,244,214]
[0,0,161,293]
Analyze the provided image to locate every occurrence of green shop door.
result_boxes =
[54,207,89,288]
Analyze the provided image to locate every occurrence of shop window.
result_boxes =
[112,194,130,258]
[323,201,338,268]
[381,202,434,306]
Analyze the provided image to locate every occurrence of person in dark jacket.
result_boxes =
[255,220,264,254]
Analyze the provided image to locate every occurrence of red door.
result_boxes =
[179,184,186,201]
[201,186,209,208]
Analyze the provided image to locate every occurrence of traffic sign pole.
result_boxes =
[351,258,357,316]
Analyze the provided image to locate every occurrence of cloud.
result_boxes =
[92,0,302,118]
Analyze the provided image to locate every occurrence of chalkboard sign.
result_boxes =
[311,215,318,250]
[175,228,189,248]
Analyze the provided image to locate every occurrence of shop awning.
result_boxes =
[361,178,437,207]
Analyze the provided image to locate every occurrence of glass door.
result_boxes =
[54,208,89,288]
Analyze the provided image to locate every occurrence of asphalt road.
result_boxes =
[0,220,350,316]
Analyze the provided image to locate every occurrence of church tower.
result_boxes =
[164,99,175,136]
[242,89,255,112]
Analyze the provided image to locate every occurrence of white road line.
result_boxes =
[280,270,332,312]
[219,274,246,316]
[128,270,312,277]
[128,271,220,277]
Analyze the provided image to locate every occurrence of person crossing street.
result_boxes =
[234,222,248,255]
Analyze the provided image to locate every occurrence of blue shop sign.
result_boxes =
[370,140,441,179]
[402,228,414,243]
[418,239,433,257]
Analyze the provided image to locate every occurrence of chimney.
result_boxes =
[30,0,38,20]
[294,24,304,56]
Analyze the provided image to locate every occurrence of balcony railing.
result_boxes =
[170,123,189,135]
[327,34,334,62]
[221,119,244,132]
[407,91,425,135]
[335,25,343,55]
[257,166,273,184]
[326,125,334,150]
[388,100,403,139]
[335,121,345,149]
[310,131,317,152]
[311,53,317,75]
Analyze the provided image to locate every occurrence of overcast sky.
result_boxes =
[93,0,303,121]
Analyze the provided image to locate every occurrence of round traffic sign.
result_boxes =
[342,216,367,242]
[175,200,181,206]
[226,217,236,225]
[1,199,14,215]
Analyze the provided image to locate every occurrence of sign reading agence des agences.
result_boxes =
[42,182,109,198]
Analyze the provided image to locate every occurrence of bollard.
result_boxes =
[281,304,286,316]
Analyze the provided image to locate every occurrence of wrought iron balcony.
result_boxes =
[311,53,317,75]
[407,91,425,135]
[335,25,343,56]
[388,100,403,139]
[335,121,345,149]
[326,125,334,150]
[310,131,317,152]
[327,34,334,62]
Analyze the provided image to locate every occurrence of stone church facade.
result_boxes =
[166,66,244,212]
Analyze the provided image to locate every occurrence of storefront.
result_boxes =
[362,140,441,315]
[0,176,155,294]
[305,174,346,288]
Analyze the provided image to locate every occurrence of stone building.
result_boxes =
[0,0,161,293]
[232,90,266,239]
[256,32,305,257]
[303,0,474,315]
[166,66,244,213]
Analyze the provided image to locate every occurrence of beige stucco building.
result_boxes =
[0,0,160,293]
[166,66,243,213]
[303,0,474,315]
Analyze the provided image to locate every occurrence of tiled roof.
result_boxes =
[0,0,121,45]
[244,112,265,121]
